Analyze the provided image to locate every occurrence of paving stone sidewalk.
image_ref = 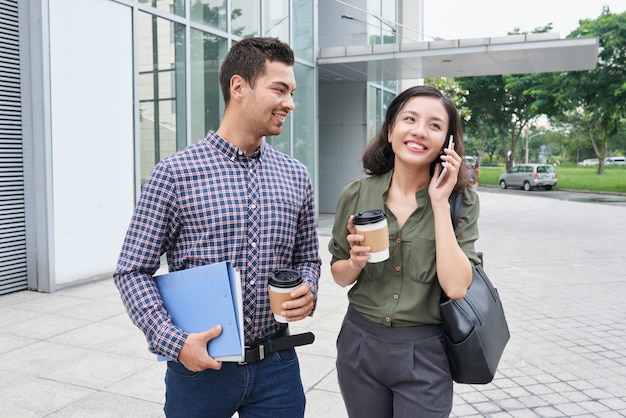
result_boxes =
[0,189,625,417]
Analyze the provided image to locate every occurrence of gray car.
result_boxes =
[498,164,557,191]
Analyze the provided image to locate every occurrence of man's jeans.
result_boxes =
[164,348,305,418]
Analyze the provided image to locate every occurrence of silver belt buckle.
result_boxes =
[258,344,265,361]
[238,344,266,365]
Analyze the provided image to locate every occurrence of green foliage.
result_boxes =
[457,8,626,174]
[478,166,626,193]
[456,70,549,170]
[423,78,471,122]
[529,8,626,174]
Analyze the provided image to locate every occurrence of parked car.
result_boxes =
[578,158,598,166]
[498,164,557,191]
[464,155,476,168]
[605,156,626,166]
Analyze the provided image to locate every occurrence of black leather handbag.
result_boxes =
[439,193,510,384]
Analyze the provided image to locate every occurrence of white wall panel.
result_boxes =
[49,0,134,285]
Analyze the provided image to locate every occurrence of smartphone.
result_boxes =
[435,135,454,187]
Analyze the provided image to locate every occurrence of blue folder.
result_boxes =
[155,261,244,362]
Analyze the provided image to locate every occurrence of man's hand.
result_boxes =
[280,283,314,322]
[177,325,223,372]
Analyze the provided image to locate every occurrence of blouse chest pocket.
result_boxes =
[402,237,437,283]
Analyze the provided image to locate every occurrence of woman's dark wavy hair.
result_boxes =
[219,37,294,107]
[362,85,471,191]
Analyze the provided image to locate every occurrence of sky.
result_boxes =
[422,0,626,41]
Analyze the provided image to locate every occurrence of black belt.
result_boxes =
[239,331,315,365]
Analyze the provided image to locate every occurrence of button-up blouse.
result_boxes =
[329,170,480,326]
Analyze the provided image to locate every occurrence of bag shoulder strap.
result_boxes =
[449,192,463,230]
[449,191,483,265]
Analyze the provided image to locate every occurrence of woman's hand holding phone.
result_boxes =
[435,135,454,187]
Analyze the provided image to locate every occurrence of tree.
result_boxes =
[544,7,626,173]
[424,77,471,122]
[424,78,500,163]
[457,73,547,169]
[457,25,556,169]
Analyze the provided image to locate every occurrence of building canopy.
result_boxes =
[318,33,599,83]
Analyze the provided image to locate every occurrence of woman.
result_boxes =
[329,85,481,417]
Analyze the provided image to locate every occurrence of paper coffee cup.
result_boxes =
[268,269,303,323]
[353,209,389,263]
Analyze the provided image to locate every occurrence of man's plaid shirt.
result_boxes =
[114,131,321,360]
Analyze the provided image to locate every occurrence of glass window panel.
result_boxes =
[263,0,289,41]
[137,22,154,74]
[366,86,396,143]
[190,0,227,31]
[367,0,381,19]
[190,29,227,142]
[265,118,291,155]
[293,0,313,61]
[292,63,314,178]
[232,0,260,37]
[139,101,155,183]
[383,90,395,118]
[368,85,379,141]
[383,79,397,91]
[158,99,178,160]
[139,0,184,17]
[138,72,154,101]
[381,0,396,44]
[157,68,175,99]
[364,0,397,45]
[138,12,187,183]
[367,0,381,45]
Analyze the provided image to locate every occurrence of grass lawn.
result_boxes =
[478,165,626,194]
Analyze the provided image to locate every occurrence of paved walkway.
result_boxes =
[1,188,625,417]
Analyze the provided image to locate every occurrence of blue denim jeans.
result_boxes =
[164,348,305,418]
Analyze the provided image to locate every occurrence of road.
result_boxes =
[480,185,626,206]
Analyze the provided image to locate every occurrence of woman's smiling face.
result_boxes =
[388,95,449,168]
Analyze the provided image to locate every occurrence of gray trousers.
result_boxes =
[336,305,453,418]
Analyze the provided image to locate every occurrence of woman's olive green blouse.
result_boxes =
[329,170,481,327]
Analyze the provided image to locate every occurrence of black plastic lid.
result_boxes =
[353,209,386,225]
[269,269,302,288]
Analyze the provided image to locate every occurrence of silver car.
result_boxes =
[498,164,557,191]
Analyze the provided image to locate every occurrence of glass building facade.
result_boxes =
[135,0,316,189]
[12,0,410,292]
[9,0,601,294]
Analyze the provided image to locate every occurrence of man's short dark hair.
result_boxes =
[219,37,295,106]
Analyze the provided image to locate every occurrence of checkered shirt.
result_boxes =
[114,131,321,360]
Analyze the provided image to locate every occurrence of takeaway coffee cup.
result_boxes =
[268,269,303,323]
[353,209,389,263]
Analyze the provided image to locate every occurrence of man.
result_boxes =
[114,37,321,417]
